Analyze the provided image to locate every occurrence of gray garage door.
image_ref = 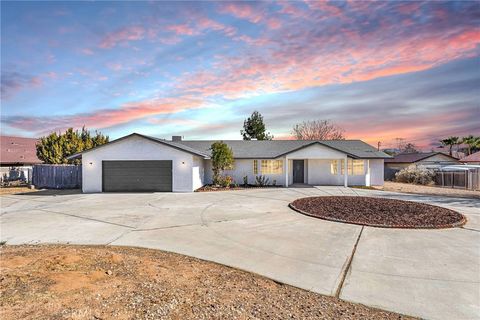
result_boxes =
[102,160,172,192]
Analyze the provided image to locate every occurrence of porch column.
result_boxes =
[344,156,348,187]
[285,157,289,187]
[365,159,371,187]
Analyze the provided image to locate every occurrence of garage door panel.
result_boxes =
[102,160,172,192]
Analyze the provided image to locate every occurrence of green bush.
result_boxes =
[395,166,435,185]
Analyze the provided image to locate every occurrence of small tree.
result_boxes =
[291,120,345,140]
[241,111,273,140]
[210,141,234,186]
[36,127,109,164]
[400,143,418,154]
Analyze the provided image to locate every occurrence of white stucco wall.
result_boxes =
[192,156,205,190]
[204,159,287,186]
[286,143,346,159]
[202,143,386,187]
[369,159,384,186]
[82,135,196,192]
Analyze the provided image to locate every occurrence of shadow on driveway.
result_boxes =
[17,189,82,196]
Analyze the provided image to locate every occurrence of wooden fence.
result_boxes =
[33,164,82,189]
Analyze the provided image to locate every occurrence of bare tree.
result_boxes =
[291,120,345,140]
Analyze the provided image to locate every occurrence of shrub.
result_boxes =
[272,179,277,186]
[255,175,270,186]
[210,141,234,185]
[395,166,435,185]
[215,175,234,188]
[243,175,248,186]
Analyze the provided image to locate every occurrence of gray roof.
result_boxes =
[68,133,390,160]
[384,152,458,163]
[178,139,390,159]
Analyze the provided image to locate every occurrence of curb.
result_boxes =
[288,198,467,230]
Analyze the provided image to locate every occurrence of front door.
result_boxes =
[293,160,304,183]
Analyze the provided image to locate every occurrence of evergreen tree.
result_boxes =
[36,127,109,164]
[210,141,234,185]
[241,111,273,140]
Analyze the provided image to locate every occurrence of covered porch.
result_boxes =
[284,157,373,187]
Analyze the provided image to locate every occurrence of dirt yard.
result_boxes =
[0,245,414,320]
[381,181,480,199]
[0,187,38,195]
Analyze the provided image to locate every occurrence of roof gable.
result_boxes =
[385,152,458,163]
[68,133,210,159]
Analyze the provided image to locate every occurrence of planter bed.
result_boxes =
[289,196,466,229]
[196,185,281,192]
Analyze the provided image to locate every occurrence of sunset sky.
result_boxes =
[1,1,479,149]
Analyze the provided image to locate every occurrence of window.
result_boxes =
[340,159,365,175]
[352,160,365,175]
[253,160,258,174]
[330,160,339,175]
[261,160,283,174]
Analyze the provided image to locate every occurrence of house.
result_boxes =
[384,152,460,180]
[69,133,391,193]
[460,151,480,165]
[1,135,42,184]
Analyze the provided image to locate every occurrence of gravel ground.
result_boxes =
[290,196,466,228]
[381,181,480,199]
[0,245,415,320]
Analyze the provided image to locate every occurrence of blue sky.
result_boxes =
[1,1,479,149]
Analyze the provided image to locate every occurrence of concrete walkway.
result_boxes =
[1,187,479,320]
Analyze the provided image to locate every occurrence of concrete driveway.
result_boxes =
[1,187,479,320]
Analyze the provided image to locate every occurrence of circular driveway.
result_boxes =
[1,186,479,320]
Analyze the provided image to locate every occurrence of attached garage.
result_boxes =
[69,133,208,193]
[102,160,172,192]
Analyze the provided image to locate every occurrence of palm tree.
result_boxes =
[462,135,480,155]
[440,136,459,156]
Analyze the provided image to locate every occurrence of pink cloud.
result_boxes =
[4,96,205,134]
[1,72,42,100]
[219,2,278,29]
[81,48,94,55]
[99,26,145,49]
[167,24,197,36]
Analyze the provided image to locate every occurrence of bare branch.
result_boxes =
[291,120,345,140]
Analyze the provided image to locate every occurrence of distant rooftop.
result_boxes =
[0,136,42,165]
[461,151,480,162]
[384,152,458,163]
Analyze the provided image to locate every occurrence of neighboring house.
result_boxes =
[460,151,480,165]
[0,135,42,183]
[69,133,390,193]
[384,152,460,180]
[385,152,460,170]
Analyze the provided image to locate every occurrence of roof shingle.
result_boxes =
[1,136,42,165]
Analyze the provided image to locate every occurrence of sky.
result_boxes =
[1,1,479,150]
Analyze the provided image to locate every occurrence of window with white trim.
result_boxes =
[253,160,258,174]
[261,160,283,174]
[340,159,365,175]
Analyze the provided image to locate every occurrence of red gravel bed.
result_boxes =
[289,196,466,229]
